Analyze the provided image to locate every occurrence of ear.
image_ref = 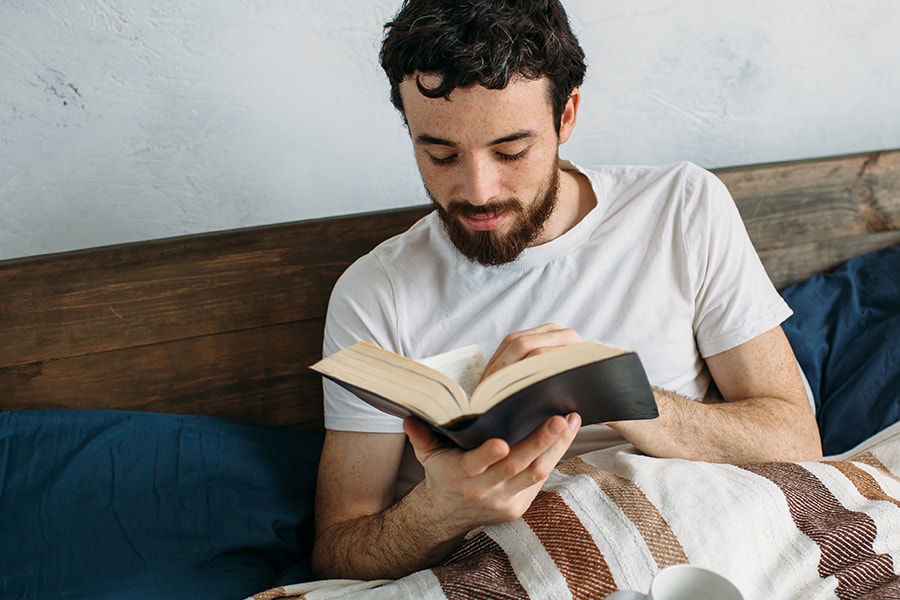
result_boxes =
[558,88,581,145]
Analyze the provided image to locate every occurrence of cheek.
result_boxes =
[510,152,553,191]
[414,156,470,200]
[416,163,453,200]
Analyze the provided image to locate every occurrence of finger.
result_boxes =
[458,438,511,477]
[483,324,582,379]
[489,323,563,363]
[522,345,571,359]
[506,413,581,491]
[484,413,580,485]
[403,416,448,462]
[405,417,511,478]
[519,413,580,460]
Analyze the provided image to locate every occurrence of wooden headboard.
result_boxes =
[2,149,898,428]
[716,149,900,287]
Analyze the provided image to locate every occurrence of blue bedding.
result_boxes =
[781,246,900,455]
[0,409,322,600]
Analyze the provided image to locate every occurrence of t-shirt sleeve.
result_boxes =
[320,254,407,434]
[683,165,792,358]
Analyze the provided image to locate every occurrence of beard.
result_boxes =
[429,165,560,267]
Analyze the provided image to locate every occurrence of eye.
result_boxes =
[427,153,458,166]
[497,148,528,163]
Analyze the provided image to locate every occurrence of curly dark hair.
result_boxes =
[379,0,587,133]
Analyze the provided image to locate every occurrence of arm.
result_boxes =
[312,414,580,580]
[609,325,823,462]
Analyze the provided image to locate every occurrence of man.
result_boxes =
[311,0,822,581]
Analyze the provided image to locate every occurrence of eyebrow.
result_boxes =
[415,130,538,148]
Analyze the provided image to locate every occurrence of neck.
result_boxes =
[537,167,596,244]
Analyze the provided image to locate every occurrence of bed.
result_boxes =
[1,149,899,599]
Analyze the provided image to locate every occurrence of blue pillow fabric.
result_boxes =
[0,409,323,600]
[781,246,900,455]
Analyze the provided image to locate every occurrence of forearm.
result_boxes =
[311,483,471,580]
[610,387,822,463]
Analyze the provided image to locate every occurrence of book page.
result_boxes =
[418,344,486,399]
[313,343,465,423]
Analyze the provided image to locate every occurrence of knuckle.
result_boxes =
[493,460,519,480]
[510,336,534,354]
[463,487,487,504]
[529,455,556,481]
[502,329,524,343]
[525,465,548,487]
[483,496,504,513]
[458,459,479,479]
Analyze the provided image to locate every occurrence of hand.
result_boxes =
[403,411,581,534]
[481,323,583,381]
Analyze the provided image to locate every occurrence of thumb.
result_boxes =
[403,416,447,461]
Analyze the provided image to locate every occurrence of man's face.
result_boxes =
[399,75,573,266]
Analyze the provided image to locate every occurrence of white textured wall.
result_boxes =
[2,1,899,260]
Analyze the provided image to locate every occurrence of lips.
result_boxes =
[461,209,510,231]
[450,200,522,232]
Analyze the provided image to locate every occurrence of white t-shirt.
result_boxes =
[322,161,791,496]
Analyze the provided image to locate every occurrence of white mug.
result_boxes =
[606,564,743,600]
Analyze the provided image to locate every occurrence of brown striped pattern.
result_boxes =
[245,433,900,600]
[523,490,617,599]
[251,588,290,600]
[828,461,900,510]
[827,461,900,598]
[558,457,689,568]
[848,451,898,480]
[433,531,528,599]
[742,463,899,599]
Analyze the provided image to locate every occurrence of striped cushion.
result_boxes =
[252,423,900,599]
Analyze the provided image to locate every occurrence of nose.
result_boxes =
[459,156,502,206]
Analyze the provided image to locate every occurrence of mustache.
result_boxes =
[442,199,524,218]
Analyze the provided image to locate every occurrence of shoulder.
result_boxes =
[326,211,449,348]
[568,161,731,228]
[571,160,726,202]
[372,212,439,259]
[333,212,439,290]
[607,161,732,218]
[572,159,707,180]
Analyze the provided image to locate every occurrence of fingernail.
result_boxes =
[567,413,581,430]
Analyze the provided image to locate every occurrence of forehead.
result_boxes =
[398,75,554,143]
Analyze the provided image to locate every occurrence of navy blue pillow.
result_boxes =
[781,246,900,455]
[0,409,323,600]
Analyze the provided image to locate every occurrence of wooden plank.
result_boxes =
[0,319,326,428]
[713,149,900,287]
[759,230,900,289]
[716,150,900,251]
[0,206,430,368]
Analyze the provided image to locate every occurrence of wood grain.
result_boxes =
[1,207,429,367]
[718,149,900,287]
[1,150,897,425]
[0,320,326,427]
[0,206,429,426]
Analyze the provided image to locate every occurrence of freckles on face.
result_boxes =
[398,76,560,206]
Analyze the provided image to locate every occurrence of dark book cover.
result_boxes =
[320,352,658,450]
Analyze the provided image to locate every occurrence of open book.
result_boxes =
[311,340,658,449]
